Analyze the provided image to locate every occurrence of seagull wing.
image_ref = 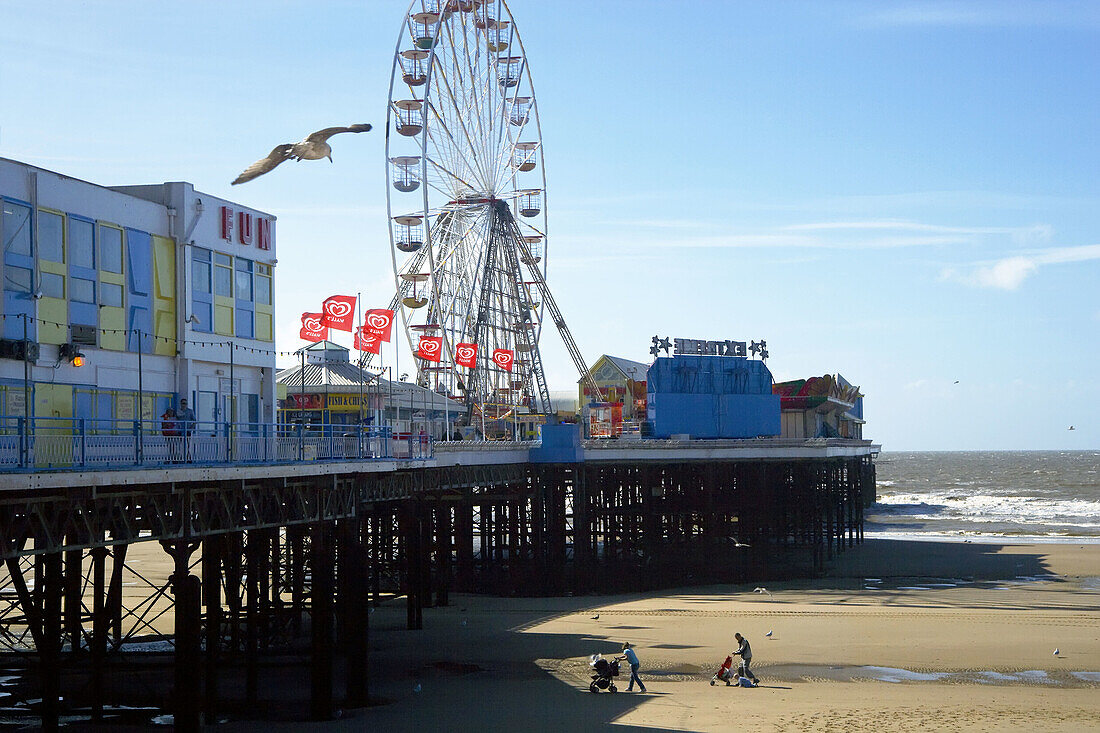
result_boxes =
[232,144,293,185]
[304,123,373,144]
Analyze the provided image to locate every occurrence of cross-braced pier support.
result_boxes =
[0,452,874,727]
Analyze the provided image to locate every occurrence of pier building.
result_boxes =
[0,157,277,432]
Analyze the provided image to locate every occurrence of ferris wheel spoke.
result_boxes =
[428,65,492,188]
[442,16,489,156]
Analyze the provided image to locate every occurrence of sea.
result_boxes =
[869,451,1100,543]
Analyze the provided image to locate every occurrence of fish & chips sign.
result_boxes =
[651,335,768,360]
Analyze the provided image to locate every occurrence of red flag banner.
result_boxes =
[321,294,357,331]
[454,342,478,369]
[354,326,381,354]
[492,348,514,371]
[300,312,327,342]
[363,308,396,341]
[417,336,443,362]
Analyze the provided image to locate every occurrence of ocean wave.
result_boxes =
[871,493,1100,529]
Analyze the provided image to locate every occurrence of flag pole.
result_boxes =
[356,292,363,429]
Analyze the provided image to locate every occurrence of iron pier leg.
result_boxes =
[310,521,334,720]
[63,545,82,657]
[41,551,63,732]
[203,534,222,723]
[246,530,260,704]
[435,505,451,607]
[90,547,108,723]
[168,541,201,733]
[108,544,127,645]
[341,518,370,707]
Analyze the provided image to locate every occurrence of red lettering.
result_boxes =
[238,212,254,245]
[257,218,271,250]
[219,206,233,241]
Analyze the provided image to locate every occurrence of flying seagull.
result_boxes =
[753,587,773,599]
[1068,426,1075,431]
[732,539,751,548]
[232,123,372,184]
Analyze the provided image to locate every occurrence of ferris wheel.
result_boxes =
[384,0,597,423]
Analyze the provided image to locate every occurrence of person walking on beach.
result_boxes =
[620,642,646,693]
[733,633,758,684]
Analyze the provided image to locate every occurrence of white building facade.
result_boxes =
[0,157,277,429]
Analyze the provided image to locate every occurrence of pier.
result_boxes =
[0,423,876,729]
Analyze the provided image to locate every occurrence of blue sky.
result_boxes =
[2,1,1097,450]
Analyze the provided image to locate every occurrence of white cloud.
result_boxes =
[940,244,1100,290]
[903,379,928,390]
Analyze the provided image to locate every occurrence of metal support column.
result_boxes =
[310,521,334,720]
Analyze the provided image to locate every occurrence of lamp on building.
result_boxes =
[59,343,85,367]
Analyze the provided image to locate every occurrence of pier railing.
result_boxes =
[0,416,434,471]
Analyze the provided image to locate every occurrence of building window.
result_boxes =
[69,218,94,269]
[38,211,64,263]
[235,258,254,339]
[214,252,232,297]
[71,277,95,303]
[192,247,211,293]
[3,201,32,256]
[235,258,253,302]
[99,225,123,273]
[5,265,32,293]
[41,271,64,299]
[256,263,272,305]
[101,281,123,307]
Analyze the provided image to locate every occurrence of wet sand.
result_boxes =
[214,538,1100,732]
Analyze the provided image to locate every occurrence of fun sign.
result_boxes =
[321,294,356,332]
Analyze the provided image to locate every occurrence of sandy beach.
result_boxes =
[211,538,1100,732]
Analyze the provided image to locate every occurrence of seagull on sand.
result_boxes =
[753,587,773,600]
[765,630,773,637]
[732,539,751,548]
[232,123,372,184]
[1053,648,1059,656]
[591,613,600,620]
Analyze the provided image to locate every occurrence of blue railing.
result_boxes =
[0,417,434,471]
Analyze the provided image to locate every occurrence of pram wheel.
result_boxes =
[589,681,599,693]
[709,679,715,686]
[608,684,617,693]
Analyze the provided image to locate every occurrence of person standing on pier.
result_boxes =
[176,398,196,461]
[619,642,647,693]
[733,633,759,684]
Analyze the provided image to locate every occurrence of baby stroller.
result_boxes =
[588,654,621,693]
[710,655,735,686]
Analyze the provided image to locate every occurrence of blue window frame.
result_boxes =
[2,198,36,340]
[191,247,213,333]
[68,215,97,329]
[235,258,254,339]
[125,228,153,352]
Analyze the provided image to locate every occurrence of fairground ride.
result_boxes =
[380,0,600,433]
